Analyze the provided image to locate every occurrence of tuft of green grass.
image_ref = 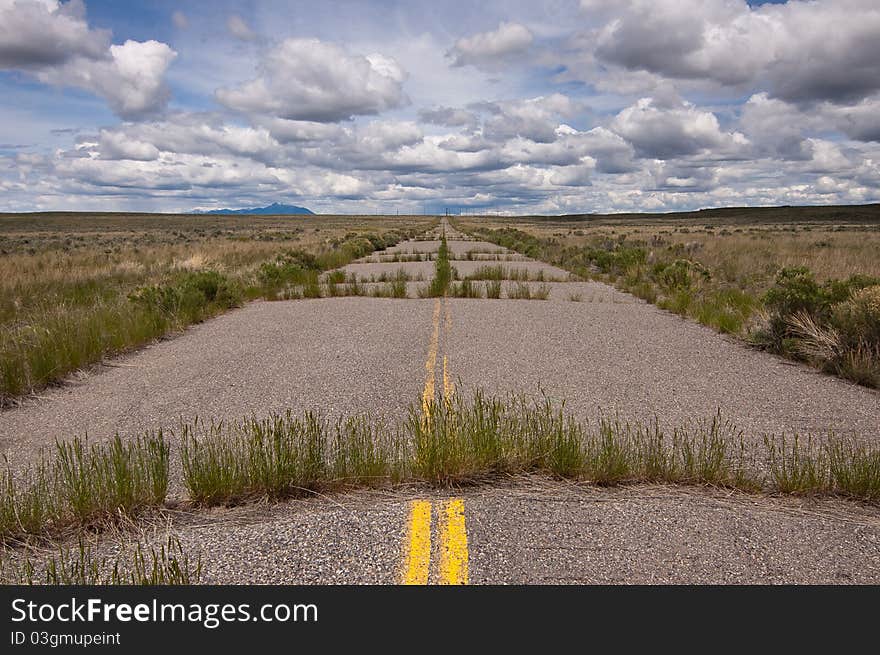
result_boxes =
[450,279,482,298]
[531,283,551,300]
[177,391,880,505]
[2,535,201,585]
[508,282,532,299]
[485,280,502,299]
[765,434,829,494]
[426,233,454,297]
[1,433,169,543]
[827,438,880,500]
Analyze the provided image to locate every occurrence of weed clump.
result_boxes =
[1,433,169,543]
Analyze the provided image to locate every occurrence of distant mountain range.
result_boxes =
[194,202,314,215]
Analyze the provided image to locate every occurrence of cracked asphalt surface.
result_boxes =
[2,219,879,584]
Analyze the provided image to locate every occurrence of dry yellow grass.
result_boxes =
[460,216,880,292]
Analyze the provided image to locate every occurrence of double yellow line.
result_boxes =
[405,295,467,585]
[402,498,469,585]
[422,297,454,419]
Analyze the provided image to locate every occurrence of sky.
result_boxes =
[1,0,879,214]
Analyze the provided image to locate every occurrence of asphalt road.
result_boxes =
[103,479,880,584]
[2,219,879,583]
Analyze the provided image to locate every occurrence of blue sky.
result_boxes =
[1,0,879,213]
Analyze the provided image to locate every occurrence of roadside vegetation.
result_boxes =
[1,433,168,542]
[2,536,201,585]
[462,264,568,282]
[2,390,878,547]
[457,212,880,388]
[420,232,455,297]
[0,214,435,405]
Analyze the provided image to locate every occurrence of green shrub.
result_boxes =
[832,285,880,347]
[653,259,710,291]
[762,268,879,353]
[129,270,241,324]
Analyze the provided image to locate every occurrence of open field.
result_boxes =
[1,210,879,585]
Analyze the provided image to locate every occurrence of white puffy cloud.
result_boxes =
[447,21,533,70]
[0,0,107,67]
[479,94,578,143]
[356,121,423,152]
[584,0,880,105]
[822,97,880,143]
[41,40,177,118]
[0,1,176,118]
[259,118,347,144]
[98,130,159,161]
[216,38,407,122]
[739,93,816,160]
[611,97,748,159]
[92,115,284,163]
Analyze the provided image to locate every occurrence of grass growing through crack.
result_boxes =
[2,535,201,585]
[425,232,454,297]
[2,392,879,548]
[450,279,483,298]
[180,413,405,505]
[179,391,880,505]
[1,433,169,543]
[464,265,565,282]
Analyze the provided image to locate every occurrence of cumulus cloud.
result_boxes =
[227,14,256,41]
[42,39,176,118]
[216,38,407,122]
[479,94,578,143]
[739,93,816,160]
[611,97,748,159]
[448,21,533,70]
[98,129,159,161]
[0,0,176,118]
[5,2,880,214]
[822,97,880,143]
[0,0,107,67]
[584,0,880,105]
[259,118,347,144]
[419,106,478,128]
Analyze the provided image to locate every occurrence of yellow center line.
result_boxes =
[442,355,453,402]
[442,299,454,402]
[439,498,469,585]
[402,500,432,585]
[421,298,442,418]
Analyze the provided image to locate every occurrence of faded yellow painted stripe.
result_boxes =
[443,354,455,402]
[439,498,469,585]
[442,299,454,402]
[421,298,442,417]
[402,500,432,585]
